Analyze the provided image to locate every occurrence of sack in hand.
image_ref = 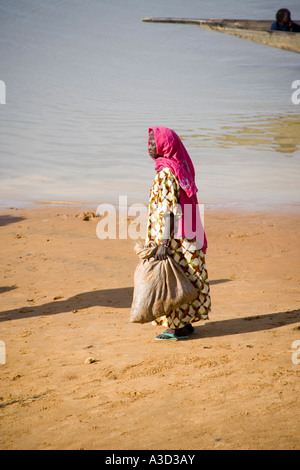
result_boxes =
[130,242,198,324]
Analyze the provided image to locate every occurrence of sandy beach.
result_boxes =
[0,203,299,450]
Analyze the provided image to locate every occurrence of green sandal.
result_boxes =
[155,330,189,341]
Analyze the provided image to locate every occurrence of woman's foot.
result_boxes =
[155,326,190,341]
[185,323,195,334]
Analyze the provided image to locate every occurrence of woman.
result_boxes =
[147,126,211,340]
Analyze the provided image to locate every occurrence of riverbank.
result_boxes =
[0,204,299,450]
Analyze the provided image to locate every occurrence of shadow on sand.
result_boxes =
[0,286,18,294]
[0,279,231,322]
[0,215,26,227]
[192,309,300,339]
[0,282,299,339]
[0,287,134,322]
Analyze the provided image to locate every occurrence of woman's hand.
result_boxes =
[154,213,173,260]
[155,244,168,260]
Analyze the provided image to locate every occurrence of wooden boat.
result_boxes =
[142,18,300,53]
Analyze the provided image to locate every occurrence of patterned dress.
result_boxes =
[146,167,211,329]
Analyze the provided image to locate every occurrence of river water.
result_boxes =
[0,0,300,209]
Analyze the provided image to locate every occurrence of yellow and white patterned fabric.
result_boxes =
[146,167,211,329]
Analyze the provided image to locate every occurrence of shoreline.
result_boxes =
[1,198,300,216]
[0,203,299,450]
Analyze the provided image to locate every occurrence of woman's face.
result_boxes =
[148,131,158,159]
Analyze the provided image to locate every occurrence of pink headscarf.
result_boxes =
[148,127,207,252]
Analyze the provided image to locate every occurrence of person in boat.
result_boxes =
[147,127,211,340]
[271,8,300,32]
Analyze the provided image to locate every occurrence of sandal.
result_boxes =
[155,328,189,341]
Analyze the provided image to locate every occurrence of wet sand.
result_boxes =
[0,204,299,450]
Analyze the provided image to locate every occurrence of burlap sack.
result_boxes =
[130,242,198,324]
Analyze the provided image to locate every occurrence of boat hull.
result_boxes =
[142,18,300,53]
